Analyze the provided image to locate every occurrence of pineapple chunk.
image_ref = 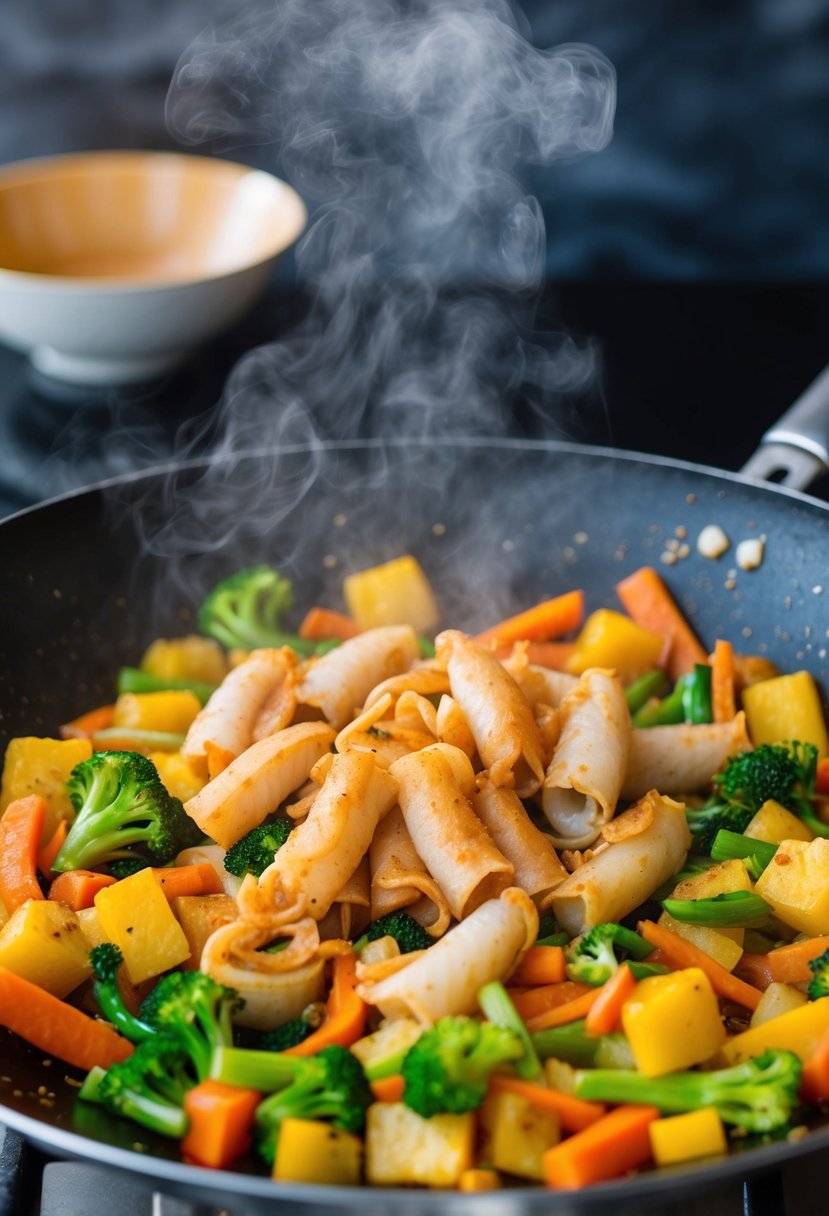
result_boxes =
[479,1090,560,1181]
[95,867,191,983]
[76,905,107,949]
[344,556,438,633]
[171,894,238,970]
[112,691,201,735]
[657,912,743,972]
[141,635,228,684]
[670,859,754,947]
[273,1119,362,1185]
[649,1109,727,1166]
[0,900,91,997]
[722,996,829,1064]
[745,800,814,845]
[148,752,206,804]
[0,737,91,840]
[350,1018,423,1080]
[459,1169,501,1192]
[622,968,726,1077]
[749,982,808,1029]
[754,838,829,935]
[365,1102,474,1187]
[742,671,829,757]
[566,609,663,684]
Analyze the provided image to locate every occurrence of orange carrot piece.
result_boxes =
[0,795,46,912]
[284,952,367,1055]
[205,741,235,781]
[299,607,360,642]
[37,820,69,877]
[525,988,602,1033]
[711,639,736,723]
[510,981,593,1022]
[510,946,566,988]
[737,935,829,989]
[59,703,115,741]
[151,863,223,901]
[182,1079,261,1168]
[370,1074,405,1103]
[474,590,584,649]
[488,1075,606,1134]
[816,757,829,796]
[638,920,762,1011]
[48,869,117,911]
[0,965,133,1071]
[800,1025,829,1104]
[493,641,576,670]
[542,1103,659,1190]
[585,963,637,1038]
[616,567,707,681]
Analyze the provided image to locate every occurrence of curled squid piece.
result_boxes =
[183,721,335,848]
[473,777,567,911]
[357,887,538,1024]
[621,712,751,801]
[369,806,452,937]
[296,626,420,730]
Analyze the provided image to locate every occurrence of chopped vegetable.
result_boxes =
[661,891,772,928]
[0,794,46,912]
[615,566,707,680]
[564,923,653,987]
[474,590,584,650]
[353,910,432,955]
[182,1078,261,1168]
[638,920,762,1011]
[198,566,328,656]
[477,981,542,1080]
[542,1103,659,1190]
[401,1016,524,1117]
[139,970,241,1082]
[89,943,155,1043]
[223,819,293,879]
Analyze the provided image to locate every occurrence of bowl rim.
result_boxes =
[0,149,307,292]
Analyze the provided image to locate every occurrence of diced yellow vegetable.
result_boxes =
[350,1017,423,1080]
[722,995,829,1064]
[649,1108,727,1167]
[479,1090,560,1181]
[745,799,814,844]
[742,671,829,758]
[749,981,808,1029]
[459,1169,501,1192]
[95,868,191,983]
[754,838,829,935]
[657,912,743,972]
[622,967,726,1077]
[112,691,201,735]
[344,556,438,633]
[566,609,663,684]
[149,752,206,803]
[543,1057,577,1094]
[670,858,754,948]
[0,899,91,997]
[171,894,238,971]
[365,1102,474,1187]
[76,905,107,950]
[141,635,228,684]
[0,737,91,840]
[273,1118,362,1185]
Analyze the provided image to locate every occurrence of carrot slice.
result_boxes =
[488,1075,605,1133]
[585,963,638,1038]
[474,590,584,649]
[510,946,566,988]
[60,704,115,741]
[801,1025,829,1104]
[370,1074,405,1103]
[509,981,593,1022]
[542,1103,659,1190]
[493,641,576,670]
[711,639,736,723]
[737,936,829,989]
[48,869,117,911]
[0,795,46,912]
[151,863,224,901]
[638,920,762,1011]
[299,607,360,642]
[616,567,707,680]
[182,1079,261,1168]
[284,952,367,1055]
[525,988,602,1033]
[816,757,829,796]
[37,820,69,878]
[0,965,133,1070]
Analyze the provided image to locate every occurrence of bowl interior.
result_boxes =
[0,152,306,285]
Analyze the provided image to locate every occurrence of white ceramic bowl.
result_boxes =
[0,151,307,385]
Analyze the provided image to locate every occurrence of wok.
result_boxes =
[1,380,829,1213]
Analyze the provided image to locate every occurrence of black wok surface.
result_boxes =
[0,437,828,1212]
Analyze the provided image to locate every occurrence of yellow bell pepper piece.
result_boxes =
[566,609,663,684]
[344,556,438,632]
[742,671,829,757]
[0,899,91,997]
[365,1102,474,1187]
[754,837,829,935]
[0,737,92,840]
[622,967,726,1077]
[148,752,206,804]
[745,799,814,844]
[722,995,829,1065]
[479,1089,560,1181]
[141,635,228,684]
[273,1118,362,1185]
[649,1108,727,1166]
[112,691,201,735]
[94,867,191,983]
[459,1169,501,1192]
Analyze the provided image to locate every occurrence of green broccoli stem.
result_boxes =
[710,830,777,876]
[77,1066,108,1104]
[210,1045,303,1092]
[477,981,541,1081]
[59,825,162,871]
[624,669,669,714]
[681,663,713,725]
[536,931,569,947]
[114,1090,189,1139]
[530,1019,599,1068]
[797,805,829,840]
[117,667,217,705]
[93,981,155,1044]
[661,891,772,929]
[632,675,691,728]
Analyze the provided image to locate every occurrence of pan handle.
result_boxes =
[741,362,829,492]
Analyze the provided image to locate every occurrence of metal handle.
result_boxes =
[741,362,829,492]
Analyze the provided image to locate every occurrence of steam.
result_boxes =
[139,0,615,580]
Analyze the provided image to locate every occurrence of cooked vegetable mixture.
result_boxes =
[1,557,829,1191]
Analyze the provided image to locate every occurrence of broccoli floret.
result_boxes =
[564,923,653,987]
[575,1049,802,1133]
[254,1044,372,1166]
[139,971,241,1082]
[684,801,756,854]
[198,565,333,657]
[52,751,202,873]
[808,947,829,1001]
[96,1034,194,1138]
[89,944,155,1044]
[108,857,151,880]
[260,1017,316,1053]
[401,1015,524,1118]
[354,911,432,955]
[223,819,293,879]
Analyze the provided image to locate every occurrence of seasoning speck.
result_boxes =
[697,524,730,559]
[686,494,696,504]
[736,536,765,571]
[432,522,446,536]
[332,513,347,527]
[574,531,589,545]
[322,554,337,569]
[813,586,824,596]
